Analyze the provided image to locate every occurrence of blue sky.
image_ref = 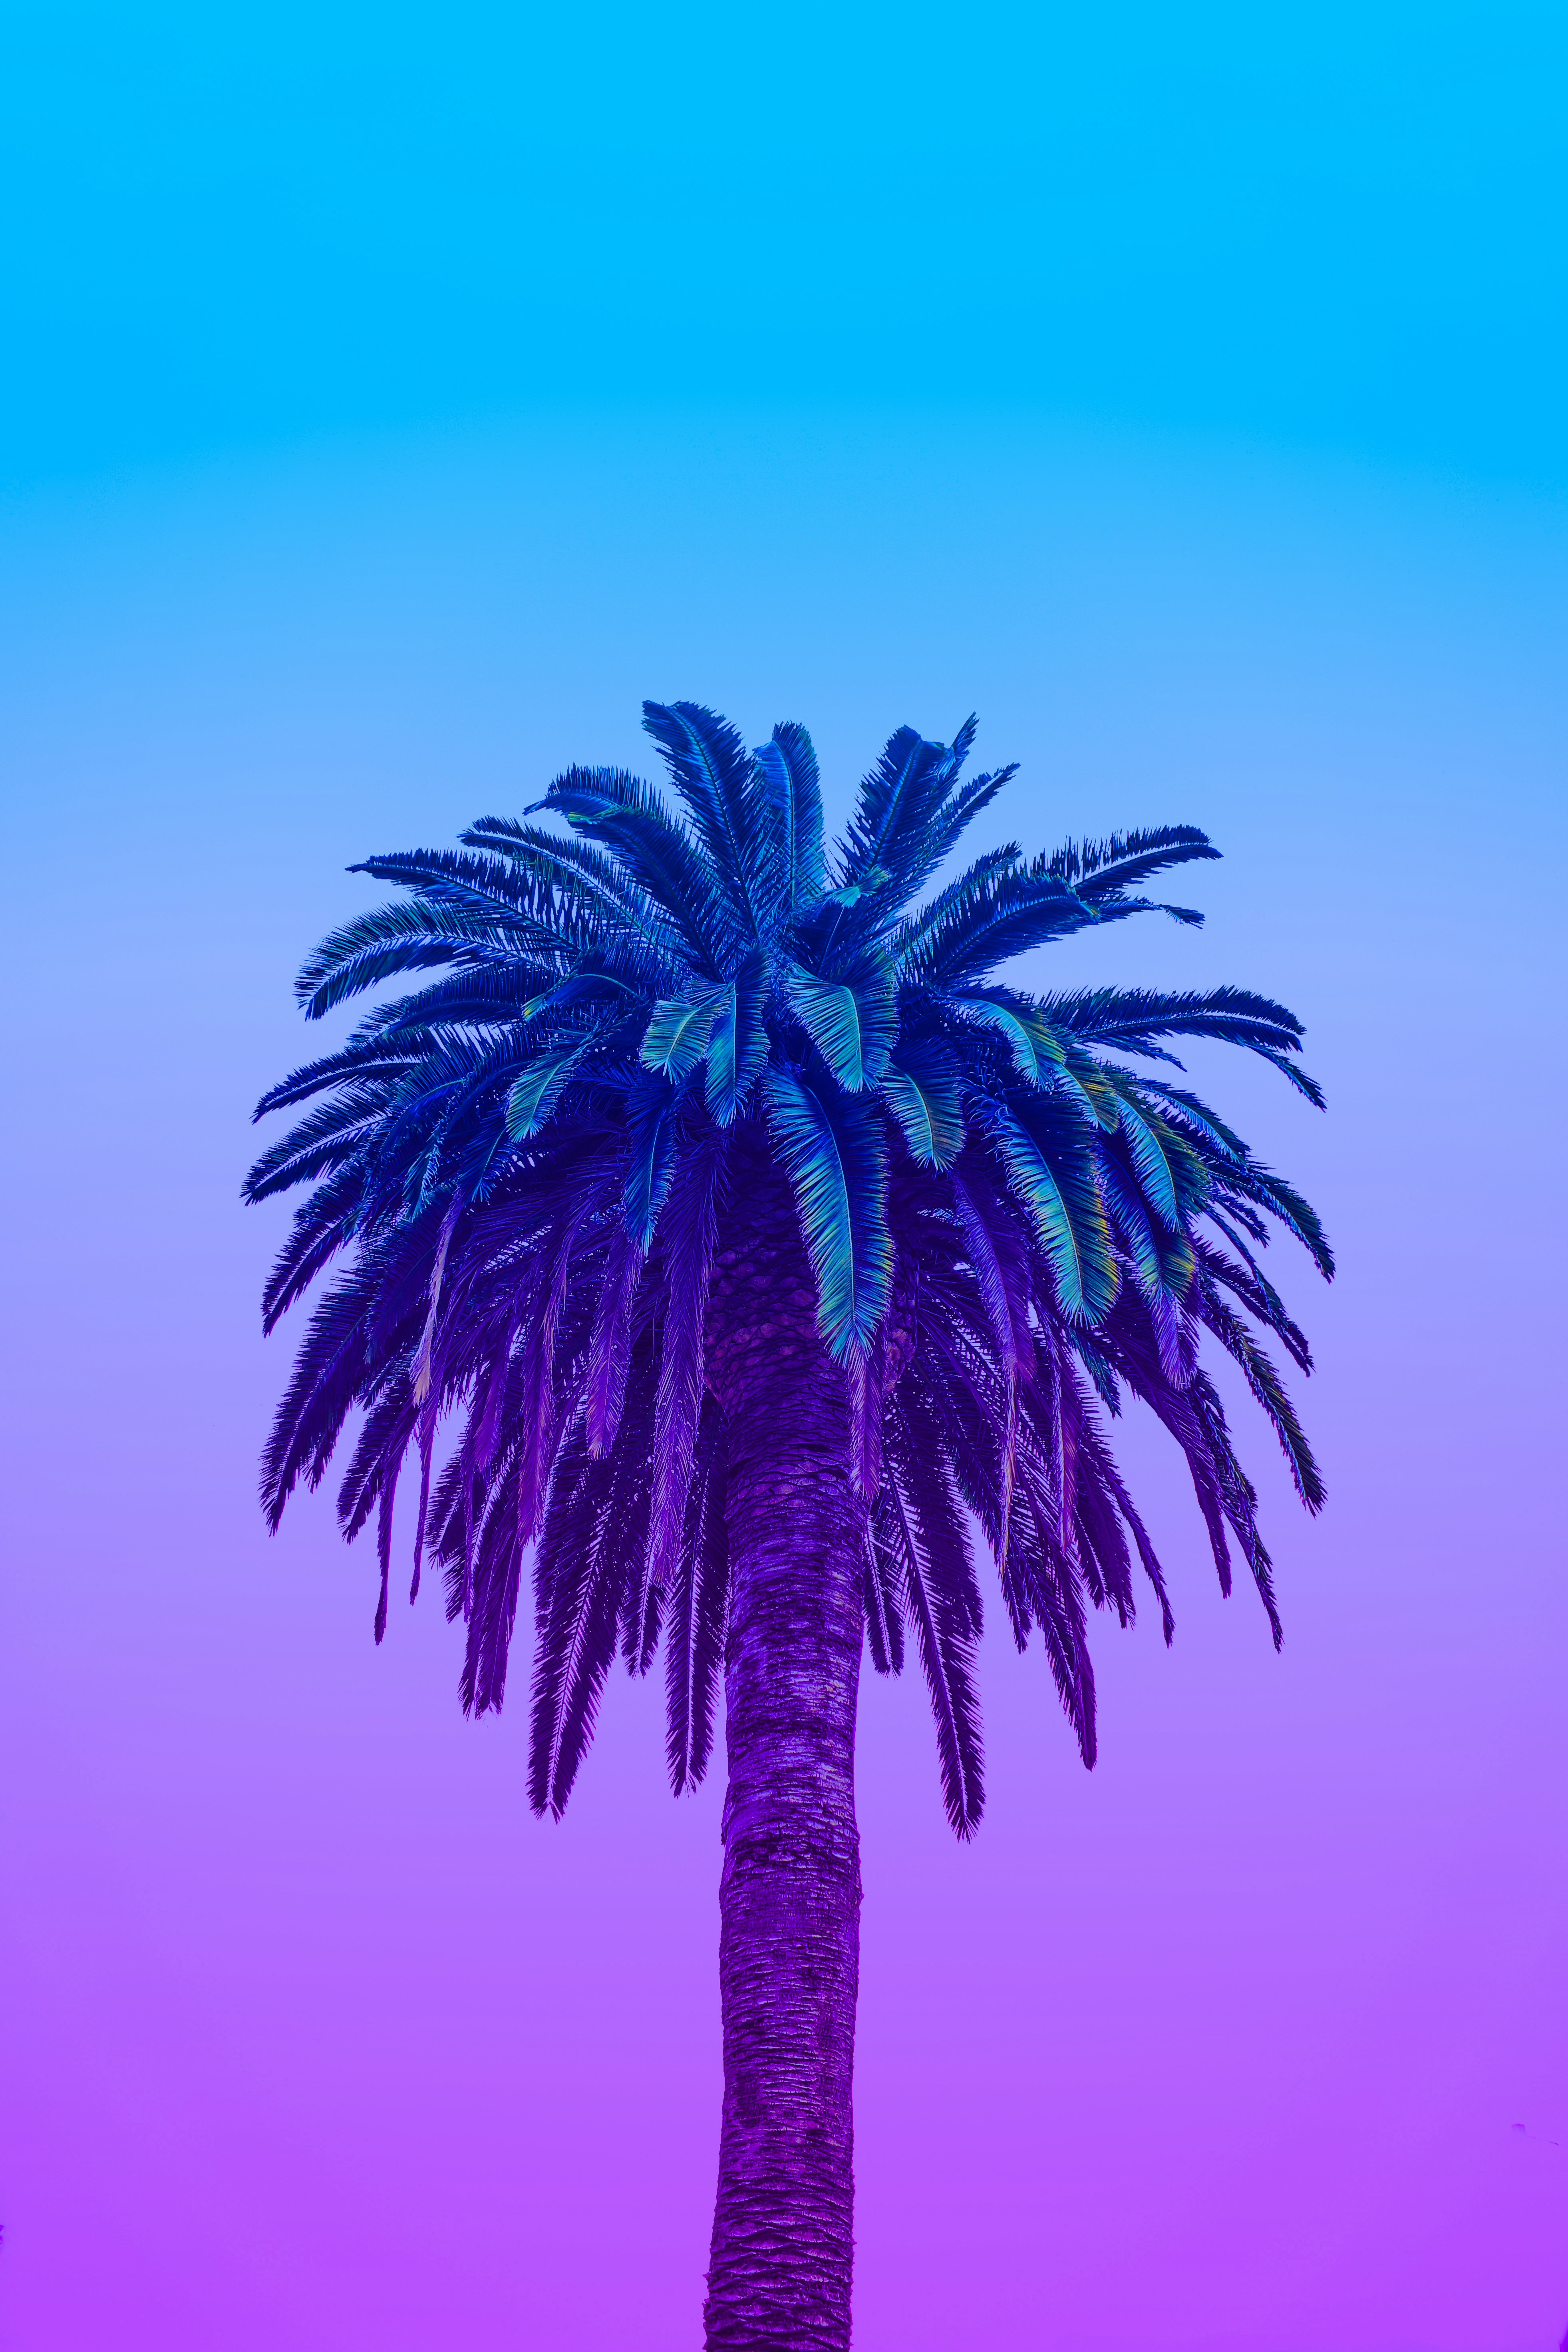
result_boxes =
[5,0,1565,487]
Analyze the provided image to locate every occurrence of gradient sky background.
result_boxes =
[2,5,1565,2349]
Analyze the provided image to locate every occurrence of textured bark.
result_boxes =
[702,1143,864,2351]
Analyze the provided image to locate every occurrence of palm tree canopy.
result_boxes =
[247,702,1331,1834]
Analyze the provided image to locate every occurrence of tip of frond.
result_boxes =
[1274,1056,1328,1110]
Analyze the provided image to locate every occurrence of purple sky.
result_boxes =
[2,416,1564,2349]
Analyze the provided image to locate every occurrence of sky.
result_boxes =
[1,5,1565,2350]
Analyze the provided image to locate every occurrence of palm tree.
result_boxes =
[246,702,1330,2350]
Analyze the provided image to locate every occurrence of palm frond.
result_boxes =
[902,865,1095,988]
[622,1072,680,1249]
[981,1094,1119,1326]
[864,1495,908,1674]
[295,899,543,1021]
[664,1403,730,1793]
[751,720,825,918]
[882,1405,985,1835]
[1110,1094,1186,1231]
[839,726,943,891]
[765,1066,892,1361]
[646,1124,727,1591]
[526,1434,633,1812]
[704,950,769,1126]
[536,764,738,976]
[1039,984,1308,1061]
[584,1221,645,1456]
[640,988,724,1082]
[1045,825,1220,899]
[1192,1277,1325,1509]
[460,817,650,917]
[785,953,898,1093]
[642,700,760,932]
[879,1038,964,1169]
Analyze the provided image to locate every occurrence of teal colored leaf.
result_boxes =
[786,953,897,1092]
[952,994,1046,1084]
[1013,1004,1066,1066]
[1161,1233,1197,1298]
[505,1044,588,1140]
[1115,1094,1182,1229]
[1057,1044,1120,1130]
[879,1040,964,1168]
[983,1097,1119,1325]
[765,1066,892,1360]
[640,988,722,1082]
[705,950,769,1125]
[1100,1155,1186,1382]
[520,968,634,1025]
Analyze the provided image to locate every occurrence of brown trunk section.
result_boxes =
[702,1140,863,2352]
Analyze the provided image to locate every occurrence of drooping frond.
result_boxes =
[527,1429,638,1813]
[1041,984,1309,1063]
[785,953,898,1093]
[703,950,769,1127]
[765,1066,892,1361]
[646,1123,727,1591]
[981,1093,1120,1327]
[664,1402,730,1793]
[295,897,549,1021]
[882,1401,985,1835]
[879,1039,964,1169]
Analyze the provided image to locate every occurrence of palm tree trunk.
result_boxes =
[703,1158,863,2351]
